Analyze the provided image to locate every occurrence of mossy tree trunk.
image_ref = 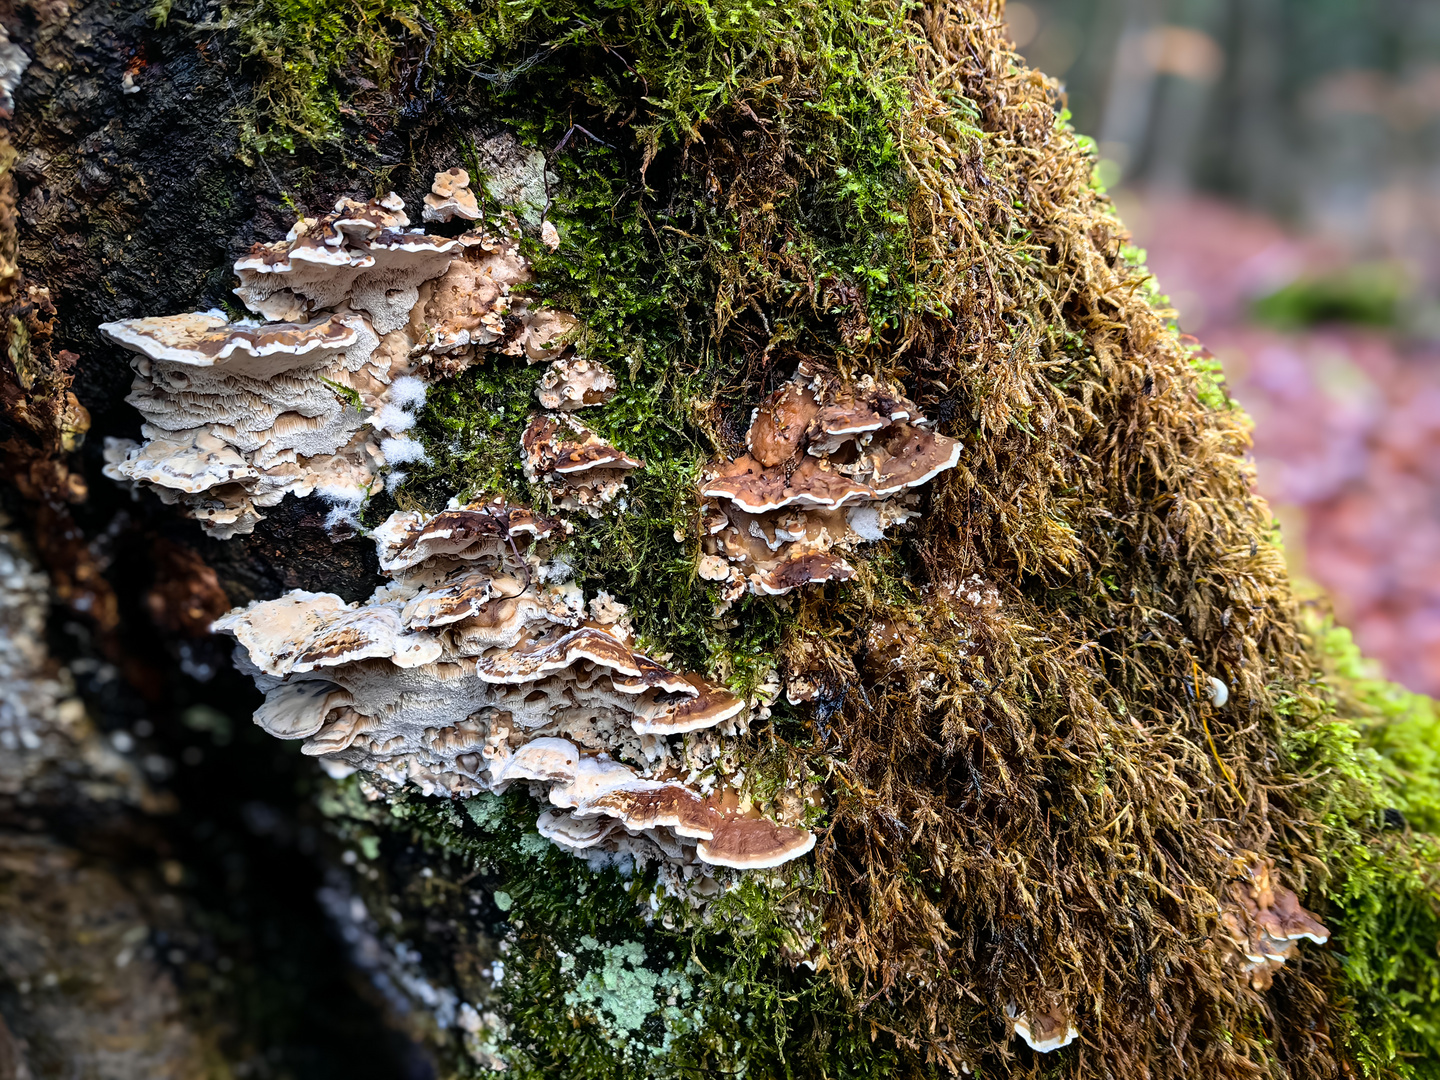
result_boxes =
[1,0,1437,1077]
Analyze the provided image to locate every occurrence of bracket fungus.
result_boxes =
[101,187,584,537]
[699,363,962,600]
[522,414,644,515]
[1217,858,1330,991]
[535,356,617,412]
[1008,1003,1080,1054]
[212,497,815,891]
[422,167,482,224]
[232,194,461,331]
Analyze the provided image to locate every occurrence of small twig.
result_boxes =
[552,123,613,156]
[1194,659,1243,804]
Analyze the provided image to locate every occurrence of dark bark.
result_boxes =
[0,0,440,1070]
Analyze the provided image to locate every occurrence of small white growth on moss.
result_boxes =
[378,435,430,465]
[387,375,429,410]
[372,404,417,434]
[1208,674,1229,707]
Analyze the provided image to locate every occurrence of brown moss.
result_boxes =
[752,2,1346,1076]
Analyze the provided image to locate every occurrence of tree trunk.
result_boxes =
[1,0,1436,1077]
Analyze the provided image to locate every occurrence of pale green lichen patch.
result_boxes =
[560,937,700,1056]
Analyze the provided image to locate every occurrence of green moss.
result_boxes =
[1317,619,1440,834]
[1252,262,1410,331]
[335,0,920,684]
[1286,613,1440,1078]
[321,776,898,1078]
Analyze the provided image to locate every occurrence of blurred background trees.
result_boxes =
[1009,0,1440,695]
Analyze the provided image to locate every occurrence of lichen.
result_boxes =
[560,936,698,1055]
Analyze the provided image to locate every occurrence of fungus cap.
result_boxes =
[254,680,354,739]
[101,312,363,376]
[697,818,817,869]
[1011,1008,1080,1054]
[423,167,482,223]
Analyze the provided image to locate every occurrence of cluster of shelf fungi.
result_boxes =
[97,170,1330,1058]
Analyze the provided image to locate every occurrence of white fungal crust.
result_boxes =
[212,499,816,881]
[101,177,584,538]
[1216,857,1330,991]
[521,414,644,516]
[699,362,963,602]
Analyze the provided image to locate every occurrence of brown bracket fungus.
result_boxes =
[522,414,644,515]
[1217,858,1330,991]
[212,497,814,896]
[233,194,462,332]
[699,363,961,600]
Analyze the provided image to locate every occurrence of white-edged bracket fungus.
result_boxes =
[1217,857,1330,991]
[212,497,816,896]
[699,362,962,602]
[101,176,585,537]
[522,414,644,516]
[1007,1002,1080,1053]
[233,194,461,331]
